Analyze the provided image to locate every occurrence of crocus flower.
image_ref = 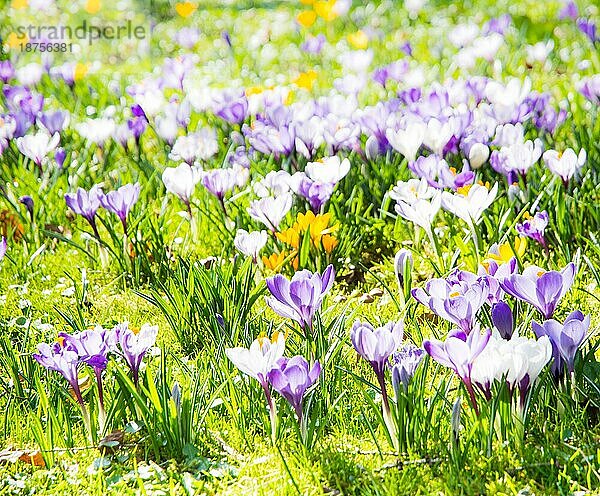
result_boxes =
[500,261,576,319]
[385,122,426,163]
[162,163,202,208]
[100,183,140,233]
[412,270,491,333]
[226,333,285,443]
[201,168,238,203]
[38,110,70,135]
[394,192,441,235]
[265,265,335,331]
[441,183,498,227]
[248,194,293,232]
[0,60,14,83]
[60,327,112,411]
[55,148,67,168]
[267,356,321,424]
[491,301,514,339]
[542,148,586,186]
[577,18,599,44]
[394,248,413,298]
[169,129,218,164]
[559,1,578,20]
[225,333,285,388]
[76,118,116,149]
[19,195,34,221]
[301,34,326,54]
[65,185,104,238]
[234,229,268,262]
[391,344,424,392]
[113,323,158,386]
[16,131,60,168]
[424,326,491,414]
[0,237,7,262]
[471,331,551,406]
[304,156,350,185]
[516,211,549,248]
[33,341,84,405]
[532,310,590,377]
[351,320,404,379]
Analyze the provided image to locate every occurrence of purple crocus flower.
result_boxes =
[0,237,7,262]
[424,326,491,415]
[174,27,200,49]
[483,14,511,35]
[215,91,248,124]
[516,211,548,248]
[579,75,600,105]
[532,311,590,377]
[100,183,140,233]
[55,147,66,168]
[65,185,104,239]
[301,34,326,54]
[491,301,514,339]
[201,168,237,203]
[60,327,111,410]
[391,343,424,392]
[128,106,148,145]
[267,355,321,423]
[412,270,491,333]
[0,60,15,83]
[112,323,158,386]
[577,18,599,44]
[559,1,578,20]
[295,175,334,211]
[351,320,404,381]
[265,265,335,331]
[33,341,84,405]
[500,261,576,319]
[400,41,413,56]
[38,110,69,134]
[19,195,34,221]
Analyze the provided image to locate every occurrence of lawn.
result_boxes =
[1,0,600,494]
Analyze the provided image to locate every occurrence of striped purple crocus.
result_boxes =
[500,261,576,319]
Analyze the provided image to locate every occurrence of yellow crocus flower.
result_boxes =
[347,30,369,49]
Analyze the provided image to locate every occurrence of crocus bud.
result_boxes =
[55,148,67,168]
[451,396,461,448]
[394,248,413,301]
[492,301,514,339]
[19,195,34,221]
[468,143,490,169]
[365,135,380,161]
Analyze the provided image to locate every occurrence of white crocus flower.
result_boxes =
[234,229,268,261]
[468,143,490,169]
[253,170,293,198]
[385,122,426,162]
[16,131,60,166]
[390,177,436,204]
[441,182,498,226]
[76,118,116,147]
[498,139,543,175]
[305,156,351,184]
[162,162,202,205]
[225,333,285,386]
[542,148,586,184]
[526,40,554,64]
[493,123,525,147]
[248,193,293,232]
[423,118,455,156]
[169,128,218,164]
[395,191,441,234]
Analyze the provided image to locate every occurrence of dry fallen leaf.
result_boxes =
[98,430,125,455]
